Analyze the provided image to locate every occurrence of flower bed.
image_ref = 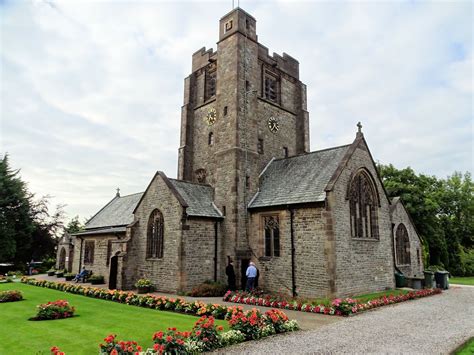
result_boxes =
[31,300,75,321]
[93,311,297,354]
[0,290,23,303]
[223,288,442,316]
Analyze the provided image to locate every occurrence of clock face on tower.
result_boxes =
[267,116,280,133]
[205,108,217,126]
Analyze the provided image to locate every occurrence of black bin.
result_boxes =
[434,271,449,289]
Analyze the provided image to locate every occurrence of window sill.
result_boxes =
[146,257,164,261]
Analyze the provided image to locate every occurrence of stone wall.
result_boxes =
[68,233,120,285]
[182,218,218,291]
[248,207,331,298]
[391,202,424,277]
[124,173,184,292]
[329,138,395,297]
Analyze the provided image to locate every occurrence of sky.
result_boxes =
[1,0,472,222]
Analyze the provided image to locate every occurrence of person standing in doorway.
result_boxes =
[245,261,257,291]
[226,258,236,291]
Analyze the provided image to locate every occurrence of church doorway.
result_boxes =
[240,259,249,290]
[109,255,118,290]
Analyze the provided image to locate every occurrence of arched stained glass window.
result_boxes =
[396,223,410,265]
[147,209,164,259]
[348,170,379,239]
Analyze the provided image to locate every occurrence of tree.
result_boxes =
[0,154,34,262]
[65,215,84,234]
[378,164,474,275]
[0,154,65,266]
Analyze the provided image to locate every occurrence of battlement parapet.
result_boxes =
[258,44,299,79]
[192,47,217,73]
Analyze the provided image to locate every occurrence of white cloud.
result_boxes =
[1,0,472,221]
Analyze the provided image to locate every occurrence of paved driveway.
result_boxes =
[219,286,474,354]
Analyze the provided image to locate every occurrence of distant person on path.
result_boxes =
[226,259,236,291]
[73,266,88,282]
[246,261,257,291]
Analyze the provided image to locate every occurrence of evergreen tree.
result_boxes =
[0,154,34,262]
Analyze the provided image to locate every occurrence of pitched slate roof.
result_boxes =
[169,179,223,218]
[248,144,351,209]
[83,192,144,230]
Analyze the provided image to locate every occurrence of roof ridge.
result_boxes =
[118,191,144,198]
[169,178,213,188]
[272,143,351,162]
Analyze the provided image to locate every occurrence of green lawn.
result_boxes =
[0,282,227,354]
[455,337,474,355]
[306,289,410,306]
[449,277,474,286]
[353,289,409,304]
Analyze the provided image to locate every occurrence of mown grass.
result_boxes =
[454,337,474,355]
[0,282,227,354]
[449,277,474,286]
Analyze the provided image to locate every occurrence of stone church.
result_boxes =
[57,8,423,298]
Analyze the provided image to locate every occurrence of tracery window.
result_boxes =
[146,209,164,259]
[395,224,411,265]
[348,170,379,239]
[84,241,95,264]
[263,216,280,257]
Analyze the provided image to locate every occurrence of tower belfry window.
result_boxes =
[264,71,278,103]
[205,68,216,101]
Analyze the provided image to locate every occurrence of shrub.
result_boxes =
[32,300,75,320]
[189,281,228,297]
[134,279,152,288]
[228,308,265,340]
[191,315,223,351]
[0,290,23,303]
[218,330,245,347]
[89,275,105,284]
[99,334,143,354]
[50,346,65,355]
[6,270,23,277]
[264,309,289,333]
[0,276,13,283]
[331,298,358,316]
[152,328,189,354]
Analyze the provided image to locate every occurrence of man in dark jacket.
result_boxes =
[225,259,236,291]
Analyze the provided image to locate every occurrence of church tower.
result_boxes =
[177,8,309,283]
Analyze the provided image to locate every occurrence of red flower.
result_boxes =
[166,335,173,342]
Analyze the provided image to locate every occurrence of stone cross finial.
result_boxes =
[116,187,120,197]
[357,122,362,133]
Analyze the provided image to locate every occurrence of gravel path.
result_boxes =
[219,286,474,354]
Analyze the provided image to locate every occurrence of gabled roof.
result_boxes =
[248,144,351,209]
[84,192,144,230]
[132,171,223,219]
[169,179,223,218]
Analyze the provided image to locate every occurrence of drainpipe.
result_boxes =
[288,206,297,297]
[78,237,84,272]
[214,221,218,282]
